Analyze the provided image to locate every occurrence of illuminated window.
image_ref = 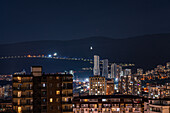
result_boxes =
[17,77,21,81]
[56,98,59,102]
[18,91,21,97]
[56,91,60,95]
[43,83,46,87]
[84,99,88,102]
[18,99,20,105]
[56,77,59,79]
[18,107,21,113]
[65,97,67,102]
[50,98,53,102]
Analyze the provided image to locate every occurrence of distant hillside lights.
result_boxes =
[142,62,170,80]
[90,55,141,95]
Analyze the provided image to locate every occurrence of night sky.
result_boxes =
[1,0,170,44]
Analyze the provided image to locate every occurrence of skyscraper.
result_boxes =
[119,74,141,95]
[137,68,143,76]
[123,69,131,76]
[111,63,117,79]
[93,55,100,76]
[102,59,108,78]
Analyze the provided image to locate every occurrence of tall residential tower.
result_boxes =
[93,55,100,76]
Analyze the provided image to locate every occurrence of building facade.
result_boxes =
[73,95,144,113]
[110,63,117,79]
[106,79,114,95]
[119,74,141,96]
[12,66,73,113]
[144,99,170,113]
[102,59,108,78]
[89,76,106,95]
[93,55,100,76]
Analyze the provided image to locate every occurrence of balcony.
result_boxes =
[13,102,33,106]
[13,95,33,98]
[62,93,73,97]
[62,79,73,82]
[149,111,161,113]
[63,86,73,89]
[62,100,72,104]
[13,79,32,83]
[21,110,33,113]
[13,87,32,90]
[62,109,73,112]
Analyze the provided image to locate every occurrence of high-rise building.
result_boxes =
[89,76,106,95]
[137,68,143,76]
[117,65,123,80]
[93,55,100,76]
[119,74,141,95]
[102,59,108,78]
[148,82,170,99]
[110,63,117,79]
[12,66,73,113]
[106,79,114,95]
[123,69,131,76]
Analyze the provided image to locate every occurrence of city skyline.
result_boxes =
[0,0,170,113]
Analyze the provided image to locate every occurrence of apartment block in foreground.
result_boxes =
[73,95,144,113]
[12,66,73,113]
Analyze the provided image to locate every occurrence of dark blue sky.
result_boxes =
[1,0,170,44]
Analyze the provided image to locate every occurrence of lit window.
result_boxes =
[43,83,46,87]
[56,77,59,79]
[50,98,53,102]
[43,99,46,102]
[84,99,88,102]
[18,107,21,113]
[17,77,21,81]
[18,91,21,97]
[56,98,59,102]
[56,91,60,95]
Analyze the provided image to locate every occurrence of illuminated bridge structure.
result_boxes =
[0,54,135,67]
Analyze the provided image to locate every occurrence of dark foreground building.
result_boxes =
[12,66,73,113]
[73,95,144,113]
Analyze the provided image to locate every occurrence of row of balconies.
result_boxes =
[76,104,142,108]
[62,85,73,89]
[20,110,33,113]
[13,78,73,83]
[62,100,72,104]
[13,87,32,90]
[13,94,33,98]
[13,102,33,106]
[62,93,73,97]
[62,78,73,82]
[13,79,33,83]
[62,109,73,112]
